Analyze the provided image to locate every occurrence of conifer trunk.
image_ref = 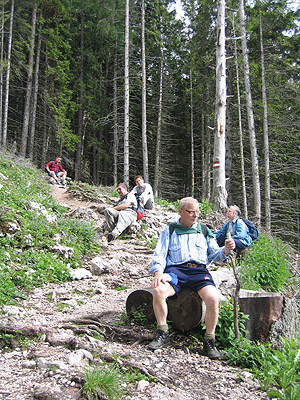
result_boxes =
[20,0,37,157]
[213,0,227,210]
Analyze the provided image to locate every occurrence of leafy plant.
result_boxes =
[225,336,300,400]
[225,337,270,370]
[239,234,292,292]
[126,309,149,326]
[198,199,214,217]
[0,333,14,349]
[215,301,249,348]
[258,336,300,399]
[155,198,178,210]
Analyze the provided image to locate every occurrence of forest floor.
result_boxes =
[0,185,269,400]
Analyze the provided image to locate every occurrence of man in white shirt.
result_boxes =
[131,175,154,210]
[104,183,137,242]
[148,197,235,359]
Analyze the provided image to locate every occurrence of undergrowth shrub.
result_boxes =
[225,336,300,400]
[239,234,292,292]
[215,301,248,348]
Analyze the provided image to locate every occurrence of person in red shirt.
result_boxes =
[45,157,67,186]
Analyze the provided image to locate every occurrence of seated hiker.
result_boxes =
[131,175,154,210]
[104,183,137,242]
[148,197,235,359]
[214,205,252,252]
[45,157,67,186]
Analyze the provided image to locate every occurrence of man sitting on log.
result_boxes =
[148,197,235,359]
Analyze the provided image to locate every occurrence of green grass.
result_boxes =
[82,361,149,399]
[0,153,101,305]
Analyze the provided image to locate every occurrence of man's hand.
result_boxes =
[224,238,235,255]
[152,271,168,288]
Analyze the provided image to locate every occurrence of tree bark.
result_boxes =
[20,0,37,157]
[74,13,84,182]
[141,0,149,182]
[260,11,271,233]
[40,48,49,169]
[233,12,248,218]
[0,2,4,141]
[154,47,164,199]
[213,0,227,210]
[190,69,195,198]
[113,39,119,186]
[28,23,41,161]
[2,0,14,148]
[123,0,130,185]
[239,0,261,225]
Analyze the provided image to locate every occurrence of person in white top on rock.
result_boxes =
[131,175,154,210]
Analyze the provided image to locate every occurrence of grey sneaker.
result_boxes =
[203,339,221,360]
[148,330,170,350]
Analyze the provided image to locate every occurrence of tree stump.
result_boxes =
[238,289,284,341]
[126,287,203,332]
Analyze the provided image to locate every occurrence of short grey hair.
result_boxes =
[179,197,199,211]
[228,205,241,216]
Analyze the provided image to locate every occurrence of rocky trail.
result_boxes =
[0,185,268,400]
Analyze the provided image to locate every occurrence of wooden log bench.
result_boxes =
[126,287,203,332]
[126,287,284,339]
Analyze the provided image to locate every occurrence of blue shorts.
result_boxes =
[164,264,215,297]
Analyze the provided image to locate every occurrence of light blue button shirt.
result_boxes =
[214,217,252,247]
[149,220,228,275]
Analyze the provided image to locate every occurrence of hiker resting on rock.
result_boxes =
[104,183,137,242]
[131,175,154,210]
[148,197,235,359]
[45,157,67,186]
[214,205,252,252]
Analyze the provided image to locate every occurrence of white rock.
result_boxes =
[67,349,93,366]
[52,244,74,259]
[69,268,92,280]
[137,379,150,391]
[22,360,36,369]
[3,305,25,317]
[90,257,110,275]
[241,371,253,379]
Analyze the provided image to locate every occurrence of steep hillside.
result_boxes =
[0,155,269,400]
